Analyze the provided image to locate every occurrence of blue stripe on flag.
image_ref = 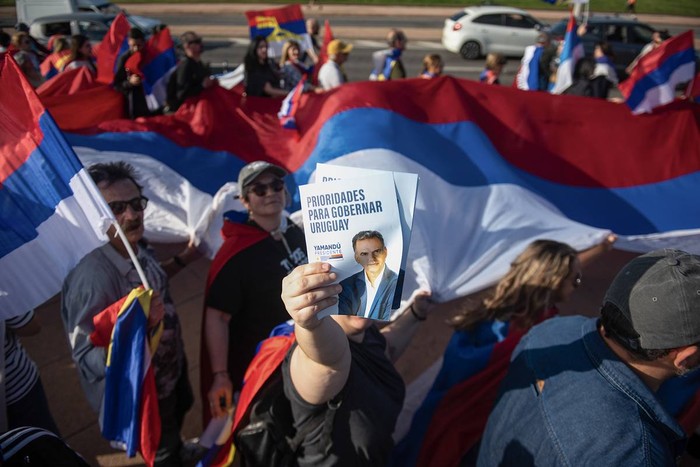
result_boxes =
[626,48,696,110]
[0,113,83,259]
[296,108,700,235]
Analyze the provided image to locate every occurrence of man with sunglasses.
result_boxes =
[201,161,307,425]
[61,162,199,465]
[165,31,216,114]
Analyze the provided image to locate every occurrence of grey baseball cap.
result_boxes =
[237,161,287,193]
[604,249,700,349]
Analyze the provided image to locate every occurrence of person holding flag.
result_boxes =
[114,28,151,118]
[61,162,200,466]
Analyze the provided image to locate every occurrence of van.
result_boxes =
[16,0,160,32]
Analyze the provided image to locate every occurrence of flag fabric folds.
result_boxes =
[550,12,584,94]
[620,30,696,114]
[278,77,306,129]
[0,53,113,320]
[90,287,162,466]
[245,4,313,58]
[95,12,131,84]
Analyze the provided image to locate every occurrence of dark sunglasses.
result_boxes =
[573,273,582,288]
[188,39,203,45]
[247,179,285,197]
[108,196,148,215]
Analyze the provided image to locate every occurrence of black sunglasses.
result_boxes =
[188,39,202,45]
[108,196,148,215]
[247,179,285,197]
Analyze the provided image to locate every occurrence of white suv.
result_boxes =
[442,6,547,60]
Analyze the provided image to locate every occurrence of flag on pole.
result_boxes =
[0,53,113,320]
[245,4,312,59]
[278,77,306,129]
[620,30,696,114]
[90,287,163,466]
[550,11,584,94]
[515,45,544,90]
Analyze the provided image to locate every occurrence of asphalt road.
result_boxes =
[153,11,696,86]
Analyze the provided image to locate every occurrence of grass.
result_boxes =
[1,0,698,16]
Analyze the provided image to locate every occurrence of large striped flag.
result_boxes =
[245,4,313,59]
[620,30,696,114]
[34,75,700,305]
[0,53,113,320]
[550,11,584,94]
[90,287,163,466]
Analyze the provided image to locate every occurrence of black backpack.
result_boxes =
[233,335,342,466]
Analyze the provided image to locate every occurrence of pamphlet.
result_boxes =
[299,166,419,320]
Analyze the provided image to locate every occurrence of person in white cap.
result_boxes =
[202,161,308,425]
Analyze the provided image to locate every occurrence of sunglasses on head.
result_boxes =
[247,179,285,197]
[108,196,148,215]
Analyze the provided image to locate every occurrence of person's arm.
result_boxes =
[159,240,202,278]
[262,81,289,98]
[578,233,617,268]
[282,262,349,405]
[204,306,232,418]
[381,290,432,363]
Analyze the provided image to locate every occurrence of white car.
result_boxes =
[442,6,547,60]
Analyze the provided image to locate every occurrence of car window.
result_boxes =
[583,24,606,40]
[605,24,626,42]
[450,11,467,21]
[43,21,72,37]
[505,14,536,29]
[627,25,654,45]
[472,14,503,26]
[78,20,109,42]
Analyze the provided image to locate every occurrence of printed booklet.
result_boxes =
[299,164,419,320]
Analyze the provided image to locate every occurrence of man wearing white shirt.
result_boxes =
[338,230,398,321]
[318,39,353,90]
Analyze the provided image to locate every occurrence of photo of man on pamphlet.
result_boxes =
[338,230,398,321]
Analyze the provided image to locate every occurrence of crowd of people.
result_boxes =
[2,12,699,467]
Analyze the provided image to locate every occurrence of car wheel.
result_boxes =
[460,41,481,60]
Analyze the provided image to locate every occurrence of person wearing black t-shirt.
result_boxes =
[243,36,288,98]
[201,161,307,425]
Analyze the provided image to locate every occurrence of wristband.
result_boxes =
[409,304,426,321]
[213,371,229,378]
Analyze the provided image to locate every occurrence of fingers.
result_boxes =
[208,384,232,418]
[282,263,341,327]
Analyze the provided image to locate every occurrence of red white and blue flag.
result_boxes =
[620,30,697,114]
[0,53,113,320]
[124,27,178,111]
[32,75,700,304]
[278,77,306,129]
[515,45,544,91]
[245,4,313,58]
[90,287,162,466]
[551,11,584,94]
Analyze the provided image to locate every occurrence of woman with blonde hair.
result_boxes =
[479,53,507,85]
[392,236,616,467]
[279,39,315,91]
[11,32,42,87]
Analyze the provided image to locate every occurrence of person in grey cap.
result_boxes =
[478,249,700,466]
[201,160,308,425]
